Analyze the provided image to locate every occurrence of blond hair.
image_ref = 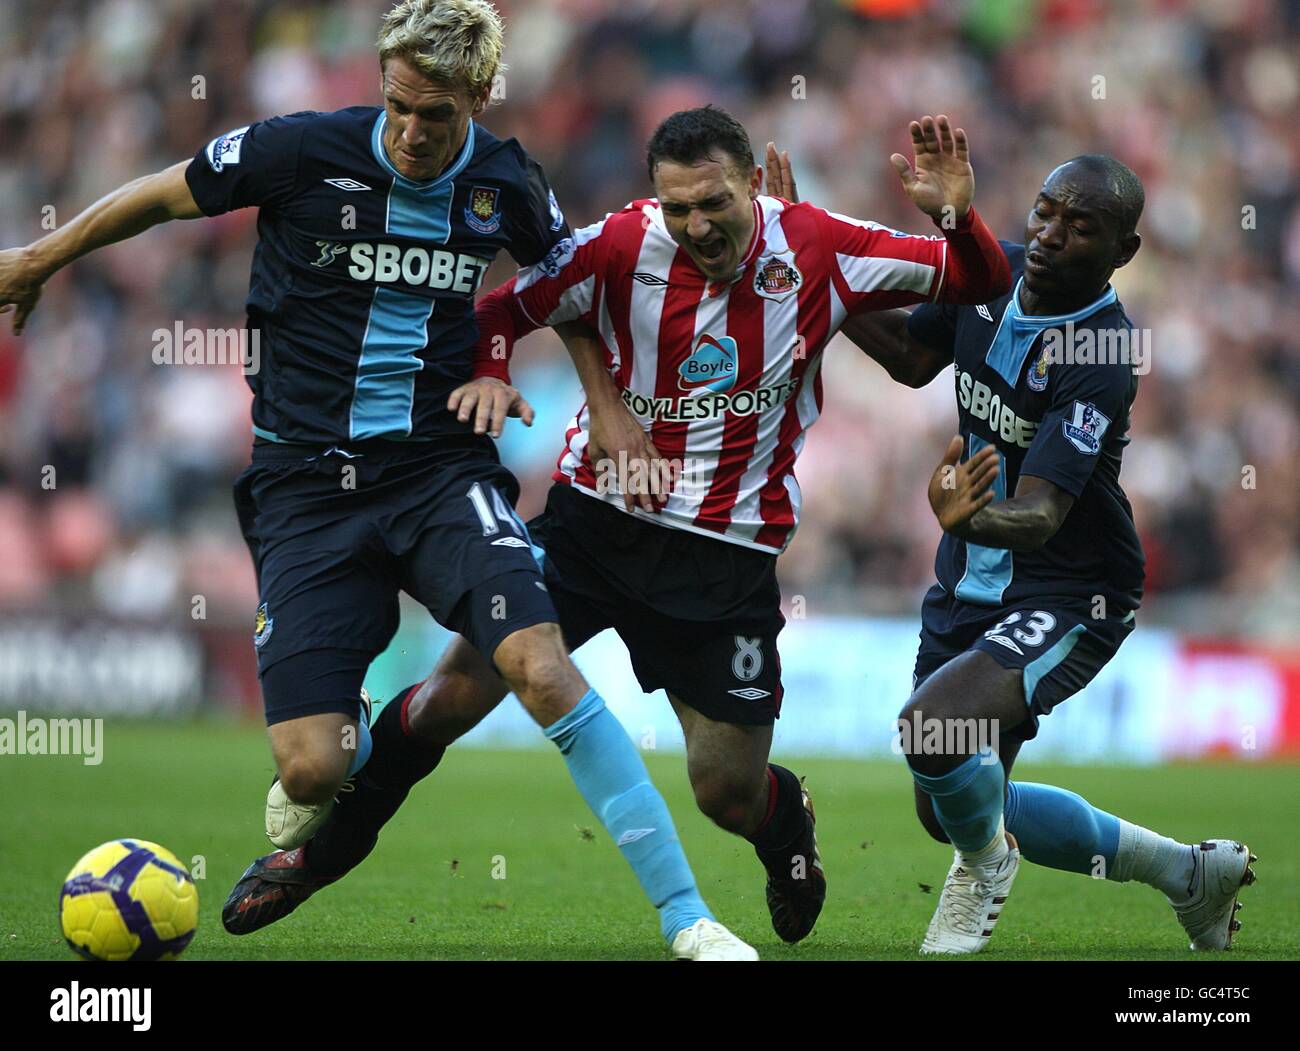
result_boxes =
[377,0,506,98]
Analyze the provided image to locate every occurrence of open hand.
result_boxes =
[448,376,534,438]
[764,142,799,203]
[588,399,673,514]
[0,247,47,335]
[891,115,974,224]
[928,435,999,534]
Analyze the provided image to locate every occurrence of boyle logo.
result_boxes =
[678,333,738,394]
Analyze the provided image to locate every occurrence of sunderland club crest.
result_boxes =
[754,252,802,302]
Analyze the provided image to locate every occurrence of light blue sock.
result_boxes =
[911,750,1005,852]
[344,709,373,779]
[1004,781,1120,876]
[544,689,713,943]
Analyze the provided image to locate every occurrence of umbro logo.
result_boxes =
[490,536,530,549]
[630,272,669,286]
[984,634,1023,656]
[616,828,657,846]
[728,687,771,701]
[976,304,995,322]
[324,178,372,192]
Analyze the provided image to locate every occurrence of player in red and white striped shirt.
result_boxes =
[471,117,1008,554]
[368,108,1009,945]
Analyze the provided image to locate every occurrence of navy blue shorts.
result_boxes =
[234,436,556,725]
[526,484,785,726]
[912,584,1136,741]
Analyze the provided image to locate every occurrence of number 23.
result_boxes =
[984,610,1056,648]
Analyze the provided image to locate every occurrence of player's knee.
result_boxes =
[897,691,970,772]
[692,775,759,835]
[277,756,345,806]
[898,691,960,730]
[409,670,494,742]
[494,625,579,710]
[501,652,571,705]
[897,696,934,766]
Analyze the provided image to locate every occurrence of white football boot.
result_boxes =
[920,832,1020,955]
[1170,839,1257,950]
[265,688,372,850]
[670,919,760,961]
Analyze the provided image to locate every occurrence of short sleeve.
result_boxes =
[1020,352,1135,498]
[184,114,309,216]
[815,206,948,314]
[511,216,604,327]
[506,154,573,268]
[907,302,959,355]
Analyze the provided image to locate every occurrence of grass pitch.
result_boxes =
[2,718,1297,961]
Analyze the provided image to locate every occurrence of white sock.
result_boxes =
[958,817,1009,872]
[1112,820,1195,899]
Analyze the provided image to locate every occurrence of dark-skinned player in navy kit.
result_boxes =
[764,147,1256,955]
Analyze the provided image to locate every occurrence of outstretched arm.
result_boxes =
[461,275,670,511]
[839,310,953,388]
[763,142,954,387]
[0,161,203,334]
[891,115,1009,305]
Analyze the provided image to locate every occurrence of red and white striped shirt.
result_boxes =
[476,195,1008,553]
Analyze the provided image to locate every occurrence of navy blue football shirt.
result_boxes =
[908,242,1145,611]
[185,106,573,444]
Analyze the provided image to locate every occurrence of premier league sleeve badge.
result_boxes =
[1062,400,1111,454]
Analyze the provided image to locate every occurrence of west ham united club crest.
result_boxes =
[1027,341,1051,391]
[465,186,501,234]
[253,602,274,649]
[754,252,802,302]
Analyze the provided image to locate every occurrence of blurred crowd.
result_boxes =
[1,0,1297,641]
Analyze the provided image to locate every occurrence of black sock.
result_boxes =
[747,764,807,854]
[308,683,446,879]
